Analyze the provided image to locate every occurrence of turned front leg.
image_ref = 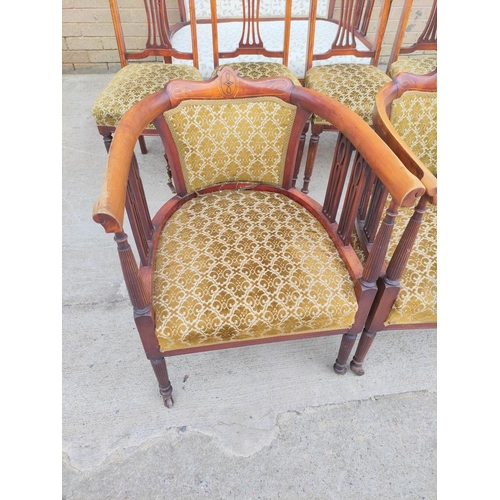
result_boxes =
[138,135,148,154]
[302,124,323,194]
[151,358,174,408]
[292,123,309,187]
[350,329,377,376]
[333,332,359,374]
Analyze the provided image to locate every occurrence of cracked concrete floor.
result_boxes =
[62,73,437,499]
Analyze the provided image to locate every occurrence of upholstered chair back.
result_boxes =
[389,90,437,176]
[163,97,298,193]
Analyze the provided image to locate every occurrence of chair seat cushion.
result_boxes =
[387,55,437,79]
[305,64,391,125]
[153,190,358,352]
[212,62,301,86]
[91,63,203,128]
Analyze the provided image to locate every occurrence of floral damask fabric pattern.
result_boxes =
[91,63,203,128]
[387,55,437,79]
[305,64,391,125]
[351,202,437,325]
[152,190,358,352]
[211,62,301,85]
[390,91,438,176]
[164,97,296,193]
[385,204,437,325]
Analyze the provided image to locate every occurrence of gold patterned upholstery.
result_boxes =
[153,190,358,352]
[91,63,203,128]
[211,62,301,86]
[305,64,391,125]
[351,202,437,326]
[384,203,437,325]
[164,97,297,193]
[387,56,437,79]
[390,91,438,176]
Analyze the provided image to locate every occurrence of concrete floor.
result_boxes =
[62,73,437,499]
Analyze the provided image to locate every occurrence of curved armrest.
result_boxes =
[93,71,425,236]
[372,71,437,203]
[291,86,425,207]
[92,90,172,233]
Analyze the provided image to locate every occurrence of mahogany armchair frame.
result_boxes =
[93,68,424,407]
[348,71,437,376]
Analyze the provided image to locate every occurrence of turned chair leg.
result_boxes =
[138,135,148,154]
[333,332,358,374]
[150,358,174,408]
[103,133,113,153]
[102,132,147,154]
[302,124,322,193]
[350,329,377,376]
[292,123,309,187]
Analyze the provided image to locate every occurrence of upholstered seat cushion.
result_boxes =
[91,63,203,128]
[211,62,301,86]
[390,90,438,175]
[153,190,358,352]
[305,64,391,125]
[387,55,437,79]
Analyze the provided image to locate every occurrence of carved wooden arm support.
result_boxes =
[372,71,437,203]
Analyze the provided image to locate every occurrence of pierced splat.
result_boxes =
[412,0,437,51]
[311,0,378,62]
[210,0,292,65]
[144,0,173,50]
[239,0,264,51]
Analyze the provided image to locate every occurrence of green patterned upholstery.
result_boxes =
[387,56,437,79]
[92,63,203,128]
[164,97,297,193]
[153,190,358,352]
[211,62,301,86]
[305,64,391,125]
[390,91,438,176]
